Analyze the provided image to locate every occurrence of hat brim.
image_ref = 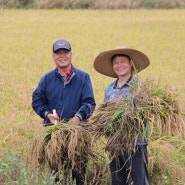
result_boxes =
[53,47,71,53]
[94,47,150,78]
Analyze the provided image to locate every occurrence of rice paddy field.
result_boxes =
[0,9,185,184]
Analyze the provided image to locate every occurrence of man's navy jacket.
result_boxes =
[32,66,96,125]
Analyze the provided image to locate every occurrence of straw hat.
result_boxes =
[94,46,150,78]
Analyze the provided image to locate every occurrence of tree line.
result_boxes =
[1,0,185,9]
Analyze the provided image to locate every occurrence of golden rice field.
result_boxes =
[0,9,185,182]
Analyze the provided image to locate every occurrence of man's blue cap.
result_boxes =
[53,39,71,53]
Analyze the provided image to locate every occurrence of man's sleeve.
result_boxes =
[32,76,50,119]
[76,74,96,120]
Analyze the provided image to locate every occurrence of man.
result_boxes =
[32,39,96,184]
[94,46,150,185]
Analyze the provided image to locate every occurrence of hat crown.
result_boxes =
[115,46,127,49]
[53,39,71,53]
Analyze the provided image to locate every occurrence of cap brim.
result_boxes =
[53,47,71,53]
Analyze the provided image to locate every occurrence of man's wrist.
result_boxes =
[75,113,82,121]
[44,111,51,118]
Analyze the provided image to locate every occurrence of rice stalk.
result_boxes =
[134,80,185,138]
[148,136,185,185]
[85,146,111,185]
[84,79,185,184]
[88,79,185,157]
[28,121,110,184]
[28,80,185,184]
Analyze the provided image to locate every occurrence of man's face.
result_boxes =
[53,49,72,69]
[112,56,132,77]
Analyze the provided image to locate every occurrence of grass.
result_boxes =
[0,150,56,184]
[0,9,185,184]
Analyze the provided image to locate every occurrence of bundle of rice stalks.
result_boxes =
[134,80,185,139]
[28,122,94,183]
[89,79,185,156]
[28,79,185,184]
[28,121,112,184]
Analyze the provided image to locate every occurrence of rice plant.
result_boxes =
[87,79,185,184]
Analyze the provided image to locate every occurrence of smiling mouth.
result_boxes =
[116,68,126,72]
[59,59,66,62]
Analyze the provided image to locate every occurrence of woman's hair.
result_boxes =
[111,54,131,62]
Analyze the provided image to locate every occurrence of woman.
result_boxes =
[94,46,150,185]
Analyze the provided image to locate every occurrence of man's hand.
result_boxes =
[70,116,81,125]
[47,112,59,125]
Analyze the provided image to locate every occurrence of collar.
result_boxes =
[56,65,72,81]
[65,65,72,80]
[114,76,133,89]
[66,65,72,76]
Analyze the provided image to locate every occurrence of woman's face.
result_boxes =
[112,56,132,77]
